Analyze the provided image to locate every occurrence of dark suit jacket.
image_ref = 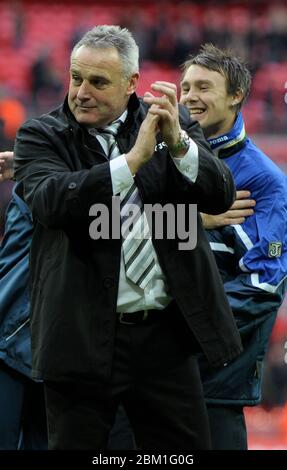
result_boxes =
[14,93,242,382]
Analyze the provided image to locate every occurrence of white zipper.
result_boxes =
[5,318,30,342]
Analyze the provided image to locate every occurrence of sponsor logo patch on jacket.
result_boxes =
[268,242,282,258]
[155,141,167,151]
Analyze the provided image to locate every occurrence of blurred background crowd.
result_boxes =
[0,0,287,449]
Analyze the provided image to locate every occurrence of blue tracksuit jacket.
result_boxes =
[199,113,287,405]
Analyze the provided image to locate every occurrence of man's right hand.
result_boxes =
[0,151,14,182]
[125,110,159,175]
[201,190,256,229]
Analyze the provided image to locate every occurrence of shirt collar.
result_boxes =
[88,109,128,137]
[207,112,247,158]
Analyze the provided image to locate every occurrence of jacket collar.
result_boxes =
[60,93,142,163]
[207,112,247,158]
[62,93,141,135]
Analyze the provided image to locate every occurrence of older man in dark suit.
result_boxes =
[14,25,241,450]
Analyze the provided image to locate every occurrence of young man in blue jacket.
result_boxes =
[180,44,287,449]
[0,157,47,449]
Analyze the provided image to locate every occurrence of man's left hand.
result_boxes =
[201,190,256,229]
[143,81,182,150]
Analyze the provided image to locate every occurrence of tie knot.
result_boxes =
[99,119,122,138]
[90,119,122,160]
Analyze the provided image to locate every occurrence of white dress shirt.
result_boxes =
[91,111,199,313]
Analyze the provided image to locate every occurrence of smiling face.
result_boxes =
[68,45,139,128]
[180,64,241,139]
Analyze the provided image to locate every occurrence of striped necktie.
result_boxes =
[96,121,157,289]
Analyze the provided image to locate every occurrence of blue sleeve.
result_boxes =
[233,171,287,293]
[0,190,33,324]
[207,165,287,319]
